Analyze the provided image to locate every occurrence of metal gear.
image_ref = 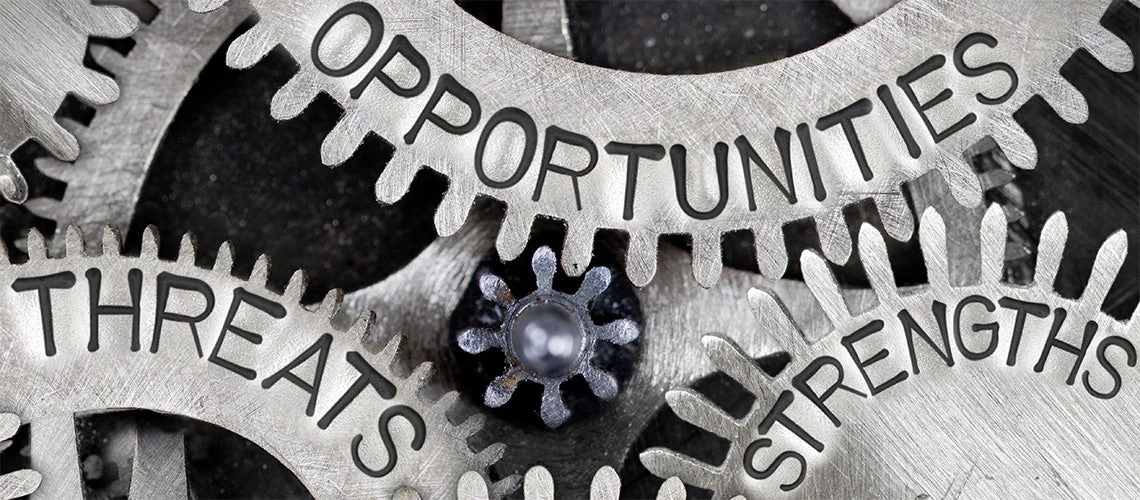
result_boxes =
[186,0,1134,287]
[0,413,41,499]
[0,226,514,498]
[25,0,249,249]
[641,205,1140,497]
[0,0,137,203]
[457,246,639,428]
[341,212,878,492]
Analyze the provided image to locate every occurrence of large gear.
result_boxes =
[187,0,1134,287]
[0,226,514,498]
[641,205,1140,497]
[0,0,137,203]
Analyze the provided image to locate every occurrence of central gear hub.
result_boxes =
[457,246,640,428]
[510,301,586,378]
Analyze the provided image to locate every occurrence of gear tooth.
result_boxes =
[590,466,620,500]
[318,289,344,318]
[1040,76,1089,124]
[176,233,197,265]
[374,157,419,205]
[73,68,121,106]
[656,477,687,500]
[284,269,308,302]
[89,45,129,75]
[747,287,806,354]
[141,225,160,257]
[1082,24,1134,73]
[83,3,138,38]
[36,119,81,161]
[407,361,434,390]
[539,385,570,428]
[561,222,595,277]
[531,246,557,291]
[378,331,405,361]
[752,222,788,279]
[33,157,74,183]
[872,193,914,241]
[523,466,555,498]
[226,24,276,69]
[434,391,460,413]
[25,229,47,260]
[858,223,899,307]
[188,0,230,13]
[250,254,271,287]
[691,231,723,288]
[0,156,27,204]
[457,471,490,499]
[582,365,619,401]
[625,233,659,287]
[100,225,123,256]
[64,226,84,258]
[320,116,370,166]
[495,209,534,262]
[800,250,851,326]
[990,119,1037,169]
[1033,212,1069,291]
[1080,230,1129,309]
[56,118,88,141]
[665,389,739,440]
[348,311,377,342]
[573,267,612,305]
[918,208,951,289]
[639,448,717,492]
[979,204,1008,284]
[937,161,984,208]
[474,443,507,469]
[24,197,62,221]
[454,411,484,438]
[270,73,320,120]
[814,211,852,264]
[434,186,475,237]
[213,241,234,273]
[701,333,773,397]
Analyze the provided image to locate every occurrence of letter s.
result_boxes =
[351,405,426,478]
[953,33,1018,105]
[743,438,807,492]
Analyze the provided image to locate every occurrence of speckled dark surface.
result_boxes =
[0,0,1136,498]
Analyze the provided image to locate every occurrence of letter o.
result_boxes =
[475,107,537,189]
[311,2,384,77]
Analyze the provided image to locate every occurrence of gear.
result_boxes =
[457,465,686,499]
[0,412,41,499]
[0,0,137,203]
[341,212,878,491]
[641,205,1140,497]
[25,0,249,250]
[186,0,1134,287]
[0,226,514,497]
[458,246,640,428]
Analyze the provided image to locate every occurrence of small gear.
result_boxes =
[458,246,639,428]
[641,205,1140,497]
[0,226,515,497]
[0,0,137,203]
[187,0,1134,287]
[0,412,41,499]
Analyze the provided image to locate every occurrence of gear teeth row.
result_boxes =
[0,0,137,202]
[182,0,1135,288]
[18,224,515,497]
[642,205,1137,497]
[454,465,686,499]
[26,0,249,253]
